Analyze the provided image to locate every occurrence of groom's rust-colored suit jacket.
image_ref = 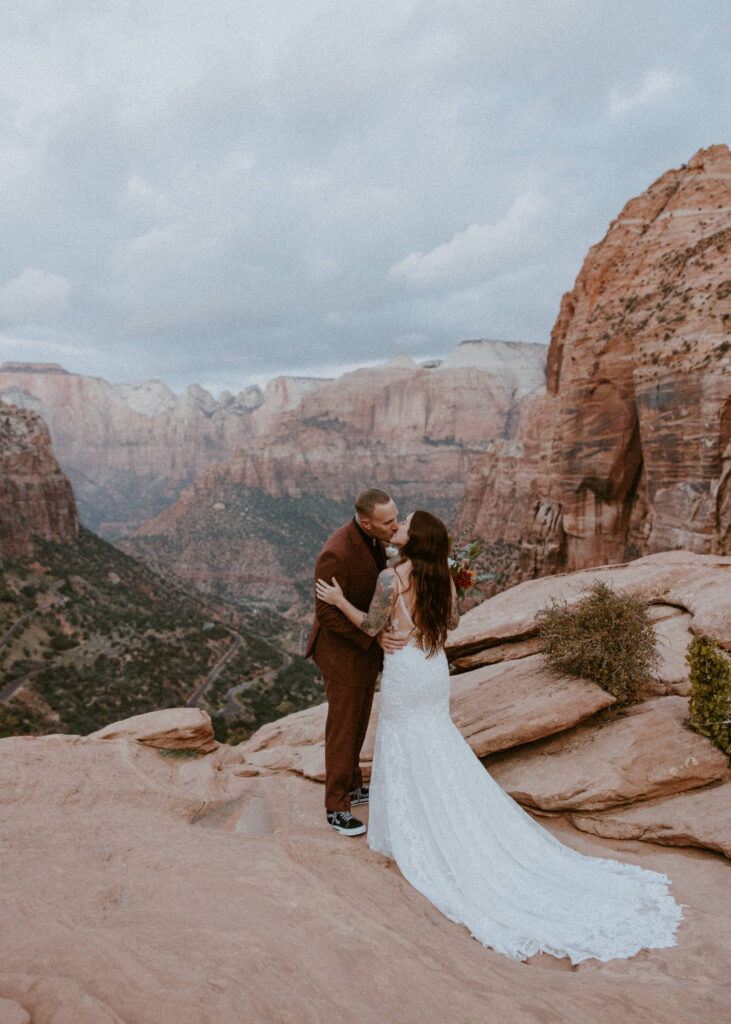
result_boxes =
[305,519,384,681]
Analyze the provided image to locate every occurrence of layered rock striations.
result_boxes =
[0,400,78,558]
[0,363,329,536]
[124,344,546,603]
[457,145,731,579]
[0,340,545,544]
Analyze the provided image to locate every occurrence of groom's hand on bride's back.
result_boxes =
[377,628,408,654]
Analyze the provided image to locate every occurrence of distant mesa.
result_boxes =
[441,339,547,398]
[1,361,69,374]
[382,353,418,369]
[117,339,547,604]
[0,339,546,552]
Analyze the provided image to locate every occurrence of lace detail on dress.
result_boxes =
[367,643,684,964]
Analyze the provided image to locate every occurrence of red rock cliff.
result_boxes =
[0,363,326,536]
[0,401,79,557]
[124,345,545,603]
[458,145,731,577]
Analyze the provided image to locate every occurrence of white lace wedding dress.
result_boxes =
[367,591,684,964]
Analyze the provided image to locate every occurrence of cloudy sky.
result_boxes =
[0,0,729,395]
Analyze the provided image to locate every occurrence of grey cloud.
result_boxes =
[0,0,728,392]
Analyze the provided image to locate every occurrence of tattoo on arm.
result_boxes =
[359,570,396,636]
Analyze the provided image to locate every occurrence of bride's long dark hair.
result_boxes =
[398,510,452,657]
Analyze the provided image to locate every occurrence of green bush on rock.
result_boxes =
[538,581,659,704]
[687,634,731,755]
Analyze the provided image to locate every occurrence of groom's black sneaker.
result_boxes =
[326,810,366,836]
[349,785,369,806]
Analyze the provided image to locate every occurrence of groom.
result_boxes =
[306,488,402,836]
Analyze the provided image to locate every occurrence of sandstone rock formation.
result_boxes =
[1,545,730,1021]
[569,782,731,858]
[120,341,546,604]
[0,362,327,536]
[141,342,545,509]
[445,550,731,659]
[447,654,616,757]
[0,340,546,545]
[176,656,619,784]
[89,706,217,753]
[0,715,728,1022]
[238,550,730,858]
[457,145,731,580]
[486,696,729,812]
[0,400,78,558]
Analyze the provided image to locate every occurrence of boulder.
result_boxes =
[450,636,544,671]
[647,610,694,695]
[487,696,729,811]
[87,707,216,753]
[239,702,328,780]
[569,782,731,859]
[242,655,615,778]
[446,655,615,757]
[447,551,731,661]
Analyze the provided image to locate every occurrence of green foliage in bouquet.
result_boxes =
[538,581,658,704]
[686,634,731,755]
[447,526,501,599]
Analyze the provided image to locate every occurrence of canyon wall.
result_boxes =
[0,400,79,558]
[0,341,544,541]
[0,363,327,536]
[123,344,546,604]
[457,145,731,578]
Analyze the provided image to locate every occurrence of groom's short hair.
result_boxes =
[355,488,392,518]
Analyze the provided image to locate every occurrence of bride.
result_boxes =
[315,509,684,964]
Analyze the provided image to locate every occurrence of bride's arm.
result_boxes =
[448,578,460,630]
[316,569,396,636]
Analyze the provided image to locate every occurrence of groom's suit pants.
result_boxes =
[322,666,378,813]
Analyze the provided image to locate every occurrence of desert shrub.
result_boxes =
[205,623,230,640]
[209,712,229,744]
[0,706,22,738]
[0,702,50,738]
[687,634,731,755]
[538,581,658,704]
[49,633,79,651]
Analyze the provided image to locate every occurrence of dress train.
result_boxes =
[367,636,683,964]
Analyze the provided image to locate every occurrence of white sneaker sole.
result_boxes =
[328,821,367,836]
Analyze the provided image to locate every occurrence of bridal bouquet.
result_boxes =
[448,534,493,599]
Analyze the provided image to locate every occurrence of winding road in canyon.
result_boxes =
[187,628,244,707]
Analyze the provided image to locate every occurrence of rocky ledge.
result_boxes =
[1,550,729,1022]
